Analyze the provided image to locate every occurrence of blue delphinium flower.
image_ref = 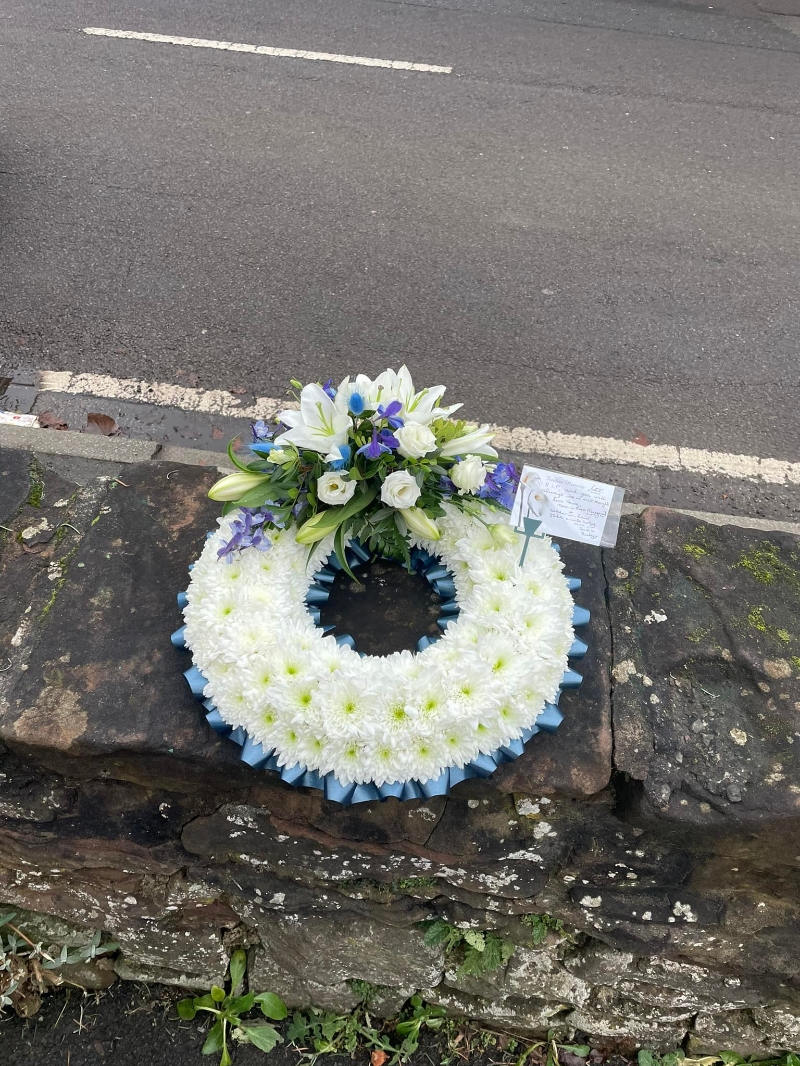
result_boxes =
[322,378,337,400]
[378,428,399,450]
[357,427,391,460]
[375,400,404,429]
[217,509,272,561]
[480,462,520,510]
[251,420,274,442]
[439,474,457,496]
[327,443,352,470]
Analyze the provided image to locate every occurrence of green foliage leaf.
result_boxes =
[255,992,288,1021]
[561,1045,591,1057]
[421,919,462,952]
[286,1012,311,1044]
[0,912,16,928]
[462,929,485,952]
[481,932,515,972]
[228,949,247,996]
[226,993,255,1015]
[202,1020,224,1055]
[210,985,226,1003]
[176,998,197,1020]
[717,1054,744,1065]
[639,1052,657,1066]
[521,913,564,946]
[227,439,254,473]
[334,521,359,582]
[238,1023,283,1052]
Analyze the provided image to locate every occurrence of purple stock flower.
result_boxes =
[322,378,337,400]
[480,462,520,510]
[357,427,392,460]
[440,474,457,496]
[218,509,272,561]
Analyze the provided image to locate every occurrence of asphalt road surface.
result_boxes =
[2,0,800,462]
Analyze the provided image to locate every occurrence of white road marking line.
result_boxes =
[36,370,800,486]
[82,27,453,74]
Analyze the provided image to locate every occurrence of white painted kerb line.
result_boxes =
[36,370,800,486]
[82,27,453,74]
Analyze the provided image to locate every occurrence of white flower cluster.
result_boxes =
[183,506,574,787]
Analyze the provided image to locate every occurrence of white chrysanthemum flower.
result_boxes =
[183,500,575,787]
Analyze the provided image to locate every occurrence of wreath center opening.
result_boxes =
[318,558,443,656]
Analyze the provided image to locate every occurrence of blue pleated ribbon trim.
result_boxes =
[173,540,589,805]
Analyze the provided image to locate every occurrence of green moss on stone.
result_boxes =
[791,657,800,673]
[748,607,768,632]
[393,876,437,892]
[683,543,708,558]
[686,626,711,644]
[735,541,800,590]
[27,462,45,508]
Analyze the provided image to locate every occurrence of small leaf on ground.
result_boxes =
[371,1050,389,1066]
[38,410,69,430]
[85,413,118,435]
[631,430,652,446]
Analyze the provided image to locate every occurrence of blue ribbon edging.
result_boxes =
[173,541,589,805]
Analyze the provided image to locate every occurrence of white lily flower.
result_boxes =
[439,423,498,459]
[374,365,461,424]
[276,383,352,454]
[334,374,381,417]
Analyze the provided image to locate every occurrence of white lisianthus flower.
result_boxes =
[381,469,421,509]
[450,456,488,494]
[439,423,498,459]
[317,471,357,505]
[395,422,437,459]
[263,447,293,465]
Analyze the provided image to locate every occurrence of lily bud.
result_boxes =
[208,471,270,502]
[400,507,442,541]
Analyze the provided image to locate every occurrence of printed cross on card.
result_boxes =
[515,516,545,567]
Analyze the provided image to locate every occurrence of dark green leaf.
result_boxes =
[202,1021,224,1056]
[638,1052,657,1066]
[286,1012,310,1044]
[254,992,288,1021]
[227,439,254,473]
[335,522,359,583]
[177,999,197,1020]
[239,1023,283,1052]
[561,1046,591,1057]
[226,993,255,1015]
[228,948,247,994]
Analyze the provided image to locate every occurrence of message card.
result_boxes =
[510,466,624,548]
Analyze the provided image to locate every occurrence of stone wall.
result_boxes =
[1,450,799,1054]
